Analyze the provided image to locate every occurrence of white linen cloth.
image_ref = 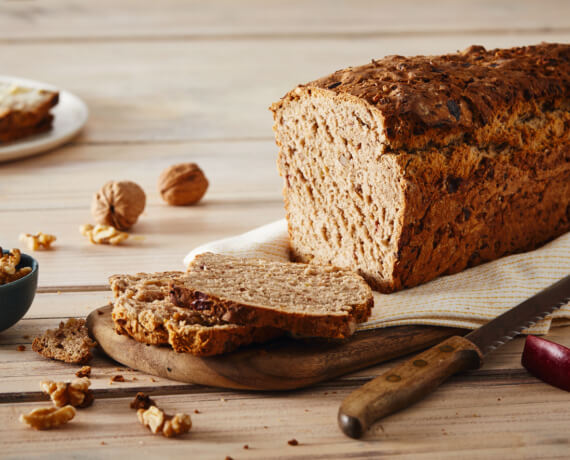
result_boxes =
[185,219,570,334]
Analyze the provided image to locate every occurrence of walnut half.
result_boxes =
[40,378,94,408]
[80,224,129,246]
[137,405,192,438]
[19,232,56,251]
[20,406,76,430]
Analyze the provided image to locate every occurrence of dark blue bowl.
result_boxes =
[0,250,38,332]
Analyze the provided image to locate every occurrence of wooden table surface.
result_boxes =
[1,1,569,458]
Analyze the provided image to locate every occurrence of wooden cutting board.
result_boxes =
[87,305,464,391]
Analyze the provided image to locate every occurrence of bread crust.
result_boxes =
[272,43,570,292]
[273,43,570,151]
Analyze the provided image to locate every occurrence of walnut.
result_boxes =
[137,405,165,434]
[75,366,91,378]
[80,224,129,245]
[19,232,56,251]
[158,163,208,206]
[130,392,156,411]
[20,406,76,430]
[40,378,94,408]
[162,414,192,438]
[91,180,146,230]
[137,405,191,438]
[0,248,32,285]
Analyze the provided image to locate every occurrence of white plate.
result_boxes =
[0,76,88,163]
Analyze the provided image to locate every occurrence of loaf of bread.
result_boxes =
[271,43,570,292]
[169,252,373,339]
[109,271,281,356]
[0,83,59,143]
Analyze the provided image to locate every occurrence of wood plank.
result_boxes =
[2,378,570,458]
[0,141,282,211]
[1,34,569,143]
[1,0,569,41]
[0,202,285,288]
[1,290,569,397]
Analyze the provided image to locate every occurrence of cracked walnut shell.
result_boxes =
[91,180,146,230]
[158,163,208,206]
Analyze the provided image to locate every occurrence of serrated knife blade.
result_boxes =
[465,274,570,356]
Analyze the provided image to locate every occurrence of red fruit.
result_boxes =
[521,335,570,392]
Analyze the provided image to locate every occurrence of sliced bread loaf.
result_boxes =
[271,43,570,292]
[169,252,373,339]
[109,272,281,356]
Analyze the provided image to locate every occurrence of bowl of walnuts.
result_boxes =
[0,247,39,332]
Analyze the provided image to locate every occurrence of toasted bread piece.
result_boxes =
[169,253,373,339]
[110,271,281,356]
[32,318,97,364]
[0,83,58,132]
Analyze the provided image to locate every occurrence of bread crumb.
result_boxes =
[225,457,233,460]
[100,441,106,446]
[194,409,200,414]
[288,439,299,446]
[23,335,30,339]
[110,375,125,383]
[220,397,226,403]
[243,444,249,449]
[150,377,157,383]
[75,366,91,378]
[17,345,26,352]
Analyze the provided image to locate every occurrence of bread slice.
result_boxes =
[0,83,59,142]
[0,114,53,143]
[169,253,373,339]
[32,318,97,364]
[271,43,570,292]
[109,272,282,356]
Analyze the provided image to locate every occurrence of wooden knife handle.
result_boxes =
[338,335,483,439]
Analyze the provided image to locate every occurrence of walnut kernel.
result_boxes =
[75,366,91,378]
[130,392,156,411]
[19,232,56,251]
[0,248,32,285]
[20,406,76,430]
[163,414,192,438]
[40,378,94,408]
[137,405,165,434]
[91,180,146,230]
[137,405,191,438]
[80,224,129,245]
[158,163,208,206]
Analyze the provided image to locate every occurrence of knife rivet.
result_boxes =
[413,359,428,367]
[386,374,401,382]
[439,345,454,352]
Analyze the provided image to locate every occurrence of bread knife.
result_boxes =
[338,274,570,439]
